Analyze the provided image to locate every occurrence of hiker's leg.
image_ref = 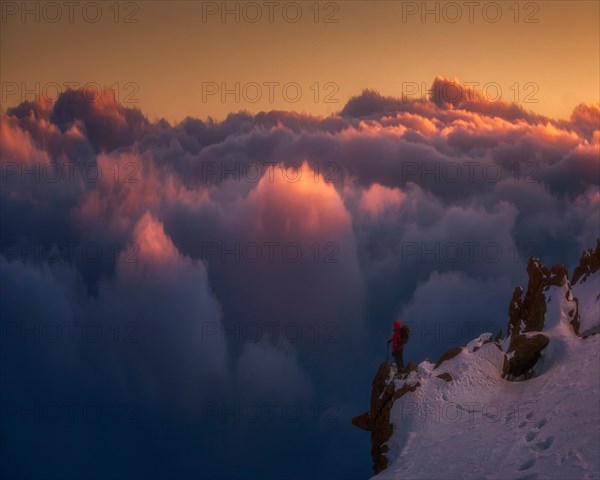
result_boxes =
[398,349,404,370]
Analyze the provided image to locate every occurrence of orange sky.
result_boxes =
[1,0,598,123]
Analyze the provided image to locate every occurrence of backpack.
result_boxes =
[401,324,410,341]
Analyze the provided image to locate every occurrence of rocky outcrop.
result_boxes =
[503,256,581,379]
[351,411,371,431]
[506,256,582,347]
[433,347,462,369]
[502,333,549,380]
[501,243,600,379]
[351,361,421,473]
[572,239,600,285]
[401,362,419,377]
[369,362,395,473]
[355,241,599,473]
[393,381,421,401]
[507,258,569,338]
[436,372,453,382]
[565,284,581,336]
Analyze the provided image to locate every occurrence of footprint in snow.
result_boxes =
[532,436,554,452]
[535,418,547,428]
[525,430,538,442]
[518,457,536,471]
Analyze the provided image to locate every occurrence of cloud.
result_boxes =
[428,76,545,123]
[0,78,598,477]
[8,88,151,153]
[1,211,227,415]
[569,102,600,139]
[359,183,406,219]
[398,271,512,361]
[235,340,314,403]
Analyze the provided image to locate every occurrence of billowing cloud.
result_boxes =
[359,183,406,219]
[398,271,512,362]
[235,340,314,403]
[1,77,598,477]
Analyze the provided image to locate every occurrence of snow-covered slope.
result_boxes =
[372,266,600,480]
[573,270,600,338]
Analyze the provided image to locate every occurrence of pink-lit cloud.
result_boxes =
[1,78,598,410]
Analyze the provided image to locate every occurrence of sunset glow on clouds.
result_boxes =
[1,74,598,478]
[2,0,599,477]
[3,76,598,356]
[359,184,406,219]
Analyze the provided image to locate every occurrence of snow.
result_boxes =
[373,277,600,480]
[573,271,600,337]
[498,335,511,353]
[543,282,577,333]
[466,333,493,353]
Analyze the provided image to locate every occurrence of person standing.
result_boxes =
[387,319,408,370]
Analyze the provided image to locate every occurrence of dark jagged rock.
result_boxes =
[370,362,395,473]
[436,372,453,382]
[351,411,372,431]
[495,329,503,342]
[571,239,600,285]
[351,361,421,473]
[397,362,419,378]
[508,285,525,333]
[501,244,600,379]
[506,257,582,347]
[507,258,569,339]
[504,258,568,376]
[565,284,580,336]
[433,347,463,370]
[406,361,418,373]
[582,325,600,338]
[393,381,421,401]
[502,334,549,380]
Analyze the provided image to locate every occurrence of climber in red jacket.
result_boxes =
[387,319,408,370]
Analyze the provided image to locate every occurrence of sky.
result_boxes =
[0,1,599,480]
[1,1,599,122]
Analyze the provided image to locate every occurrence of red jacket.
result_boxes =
[390,320,404,353]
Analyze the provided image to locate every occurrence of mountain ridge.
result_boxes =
[353,239,600,477]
